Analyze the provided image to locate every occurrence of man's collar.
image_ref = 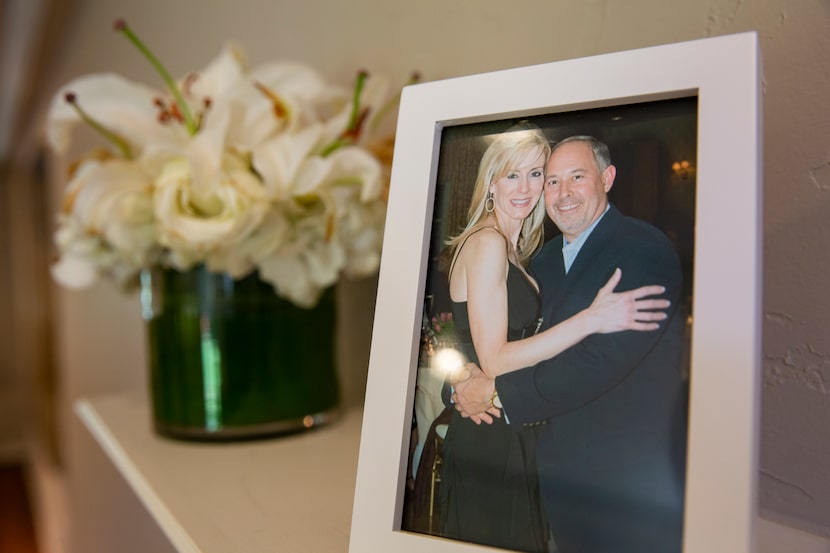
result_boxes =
[562,203,611,246]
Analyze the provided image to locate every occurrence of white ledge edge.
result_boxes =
[75,399,202,553]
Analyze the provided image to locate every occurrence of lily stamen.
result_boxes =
[182,73,199,96]
[114,18,199,135]
[320,70,370,157]
[342,109,369,142]
[64,92,134,159]
[254,81,290,120]
[169,103,184,123]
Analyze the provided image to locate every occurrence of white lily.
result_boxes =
[339,200,386,277]
[51,157,158,287]
[46,19,399,306]
[252,145,385,304]
[46,74,181,159]
[223,59,332,149]
[257,214,346,308]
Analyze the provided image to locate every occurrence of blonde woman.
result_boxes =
[438,124,668,552]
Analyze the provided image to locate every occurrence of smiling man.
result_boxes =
[454,135,689,553]
[545,138,615,244]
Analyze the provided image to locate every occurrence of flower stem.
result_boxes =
[114,19,198,135]
[64,92,133,159]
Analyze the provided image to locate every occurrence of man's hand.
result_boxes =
[451,363,500,425]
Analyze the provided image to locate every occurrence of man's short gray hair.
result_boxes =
[551,135,612,173]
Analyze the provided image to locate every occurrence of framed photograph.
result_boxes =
[351,32,762,553]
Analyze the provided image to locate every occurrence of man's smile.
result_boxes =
[555,200,581,212]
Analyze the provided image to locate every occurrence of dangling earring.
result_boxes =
[485,191,495,213]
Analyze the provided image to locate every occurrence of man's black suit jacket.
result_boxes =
[496,204,688,553]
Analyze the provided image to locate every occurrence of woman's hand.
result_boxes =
[585,268,670,333]
[452,363,501,425]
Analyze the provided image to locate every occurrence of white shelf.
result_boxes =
[75,393,362,553]
[76,393,830,553]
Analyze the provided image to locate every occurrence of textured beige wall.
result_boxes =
[36,0,830,549]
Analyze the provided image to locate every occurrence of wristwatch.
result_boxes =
[489,389,502,409]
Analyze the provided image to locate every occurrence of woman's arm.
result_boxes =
[464,235,668,378]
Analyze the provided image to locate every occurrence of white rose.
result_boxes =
[206,208,291,278]
[153,152,269,268]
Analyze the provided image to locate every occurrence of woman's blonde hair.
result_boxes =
[447,122,550,265]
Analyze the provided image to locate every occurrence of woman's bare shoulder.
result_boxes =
[464,225,506,247]
[461,226,508,262]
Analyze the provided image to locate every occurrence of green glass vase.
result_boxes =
[140,265,340,440]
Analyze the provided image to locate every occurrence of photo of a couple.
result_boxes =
[402,99,695,553]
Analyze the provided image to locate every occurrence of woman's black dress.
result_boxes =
[439,262,548,553]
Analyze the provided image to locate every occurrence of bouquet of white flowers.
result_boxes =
[48,19,403,307]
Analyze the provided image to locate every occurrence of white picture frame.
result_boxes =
[350,32,762,553]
